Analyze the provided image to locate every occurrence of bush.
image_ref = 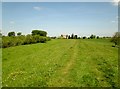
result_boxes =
[2,35,51,48]
[39,36,46,43]
[111,32,120,46]
[46,37,51,41]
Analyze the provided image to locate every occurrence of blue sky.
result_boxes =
[2,2,118,37]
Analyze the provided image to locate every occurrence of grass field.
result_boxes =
[2,39,118,87]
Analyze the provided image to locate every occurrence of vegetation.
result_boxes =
[90,34,96,39]
[0,33,2,37]
[111,32,120,46]
[8,32,15,37]
[17,32,22,36]
[2,30,51,48]
[2,39,118,87]
[31,30,47,37]
[83,36,86,39]
[97,36,99,39]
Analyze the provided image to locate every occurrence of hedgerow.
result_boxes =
[2,35,51,48]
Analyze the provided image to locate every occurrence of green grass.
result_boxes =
[2,39,118,87]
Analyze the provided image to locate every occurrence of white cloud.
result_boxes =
[111,20,118,23]
[111,20,116,23]
[111,0,120,6]
[33,6,42,11]
[10,21,15,24]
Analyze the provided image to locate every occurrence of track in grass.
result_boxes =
[2,39,118,87]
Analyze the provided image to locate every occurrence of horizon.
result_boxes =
[2,2,118,37]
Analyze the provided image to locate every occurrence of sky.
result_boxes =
[2,1,118,37]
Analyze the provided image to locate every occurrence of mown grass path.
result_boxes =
[2,39,118,87]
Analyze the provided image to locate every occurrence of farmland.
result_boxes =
[2,39,118,87]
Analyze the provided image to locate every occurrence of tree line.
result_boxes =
[1,30,119,48]
[57,34,109,39]
[2,30,51,48]
[52,32,120,47]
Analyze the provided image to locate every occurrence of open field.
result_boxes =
[2,39,118,87]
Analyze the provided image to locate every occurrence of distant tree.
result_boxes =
[17,32,22,36]
[68,35,70,39]
[90,34,96,39]
[78,37,81,39]
[88,37,90,39]
[83,36,86,39]
[51,36,56,39]
[74,35,77,39]
[32,30,47,37]
[8,31,15,36]
[66,35,68,39]
[111,32,120,46]
[61,34,63,37]
[71,33,74,39]
[103,36,106,39]
[97,36,99,39]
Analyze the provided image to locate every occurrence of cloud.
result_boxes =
[111,20,116,23]
[33,6,42,11]
[10,21,15,24]
[111,20,118,23]
[111,0,120,6]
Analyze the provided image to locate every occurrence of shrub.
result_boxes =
[39,36,46,43]
[24,35,33,44]
[111,32,120,46]
[46,37,51,41]
[2,35,51,48]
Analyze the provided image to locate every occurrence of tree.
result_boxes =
[74,35,77,39]
[68,35,70,39]
[111,32,120,46]
[51,36,56,39]
[32,30,47,37]
[61,34,63,37]
[66,35,68,39]
[103,36,106,39]
[83,36,86,39]
[71,33,74,39]
[90,34,96,39]
[97,36,99,39]
[17,32,22,36]
[8,32,15,36]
